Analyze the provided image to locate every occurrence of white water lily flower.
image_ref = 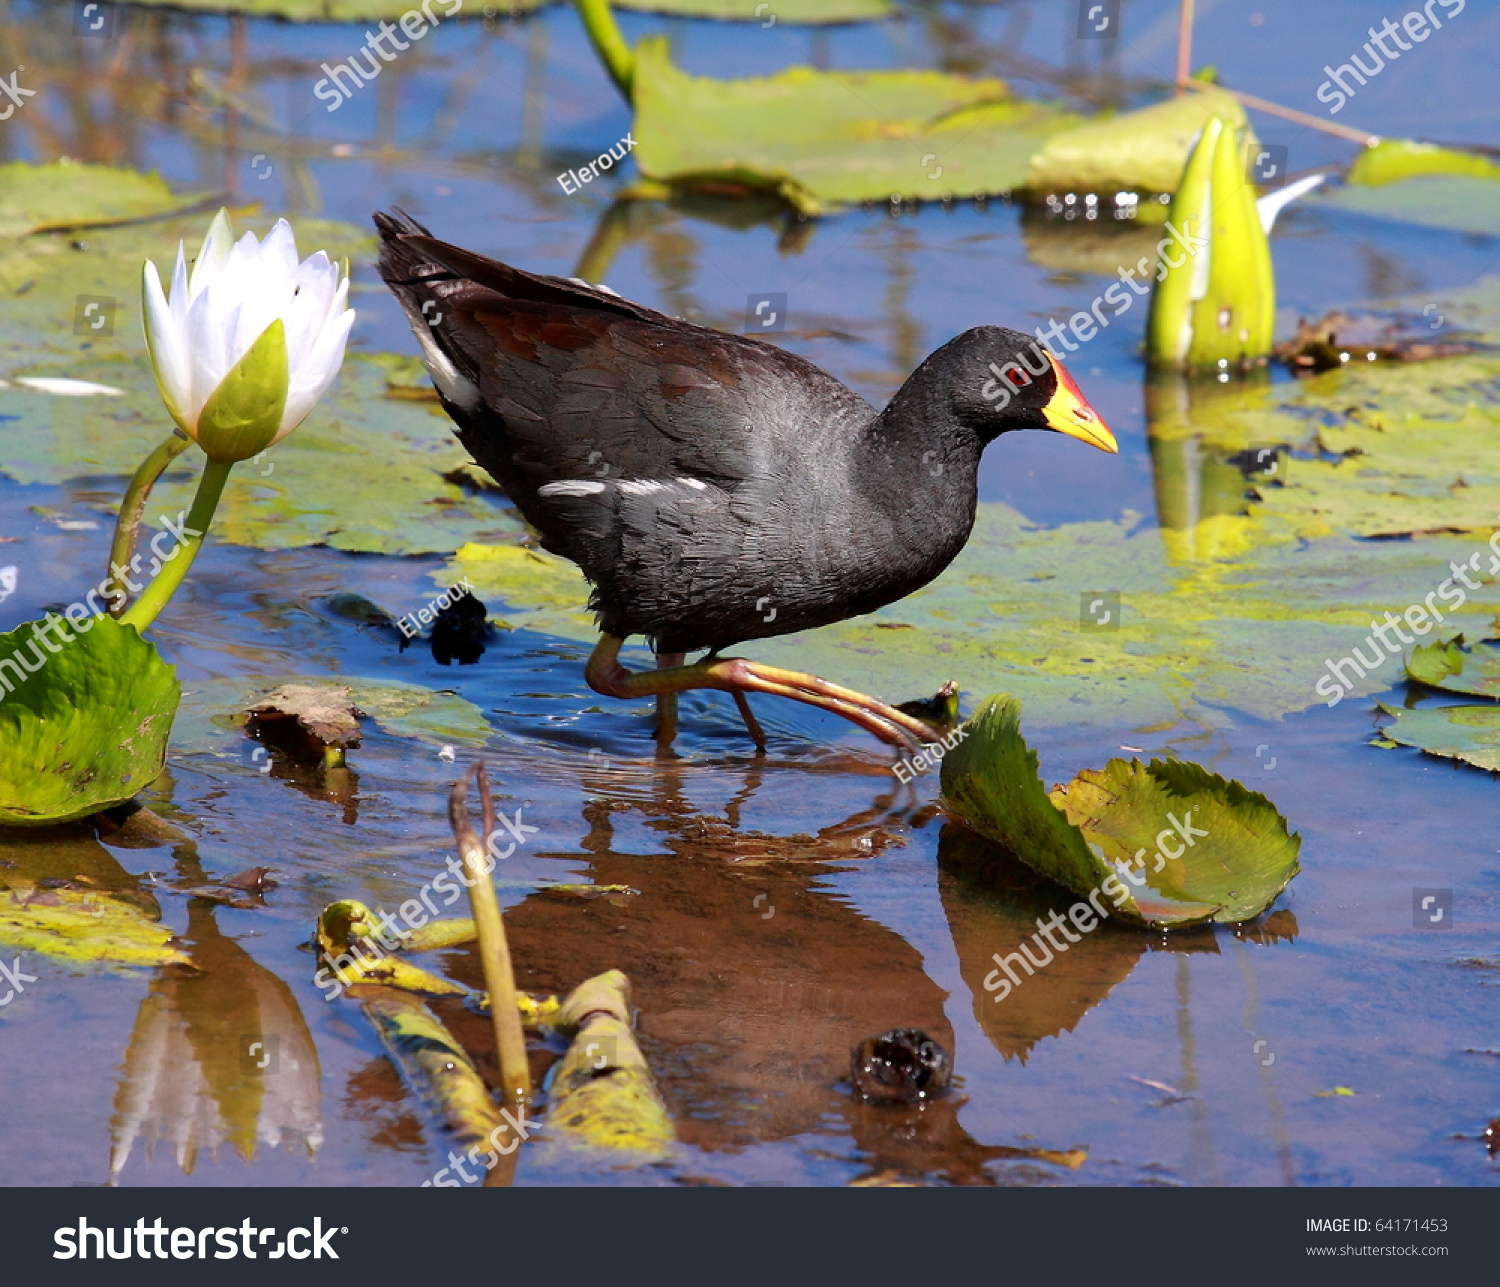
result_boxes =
[142,210,354,463]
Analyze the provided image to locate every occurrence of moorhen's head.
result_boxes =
[948,326,1117,454]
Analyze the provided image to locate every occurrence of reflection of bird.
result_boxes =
[375,210,1116,751]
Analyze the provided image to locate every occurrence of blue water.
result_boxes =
[0,0,1497,1187]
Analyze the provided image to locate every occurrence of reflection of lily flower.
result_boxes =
[110,905,321,1181]
[141,210,354,463]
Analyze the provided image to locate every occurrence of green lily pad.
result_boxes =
[172,676,494,756]
[1312,176,1500,237]
[1374,701,1500,772]
[0,615,180,827]
[1024,87,1255,197]
[940,694,1301,928]
[0,160,209,238]
[631,36,1082,213]
[1406,634,1500,698]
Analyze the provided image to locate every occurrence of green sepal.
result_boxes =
[195,317,289,463]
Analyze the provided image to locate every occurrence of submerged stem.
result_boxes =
[119,455,233,633]
[107,433,193,618]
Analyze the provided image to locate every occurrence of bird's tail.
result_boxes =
[372,208,483,410]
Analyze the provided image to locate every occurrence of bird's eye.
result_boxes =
[1007,369,1030,389]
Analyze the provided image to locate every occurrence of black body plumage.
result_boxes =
[374,209,1062,655]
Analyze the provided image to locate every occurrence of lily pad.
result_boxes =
[1375,701,1500,772]
[631,37,1082,213]
[1024,87,1255,198]
[940,694,1301,928]
[172,676,494,757]
[0,615,179,827]
[0,881,189,969]
[1312,176,1500,237]
[0,160,208,238]
[1406,634,1500,698]
[1347,139,1500,186]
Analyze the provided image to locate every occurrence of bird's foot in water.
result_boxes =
[585,635,945,752]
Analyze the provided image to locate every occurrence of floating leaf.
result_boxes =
[0,882,187,968]
[1347,139,1500,186]
[547,970,675,1154]
[1374,702,1500,772]
[1024,87,1254,198]
[0,160,209,238]
[1406,635,1500,698]
[1312,176,1500,237]
[0,615,179,826]
[631,37,1081,213]
[940,695,1301,928]
[172,676,493,758]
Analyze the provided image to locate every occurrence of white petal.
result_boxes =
[1257,173,1327,234]
[276,306,354,439]
[188,209,236,300]
[260,220,301,281]
[142,260,192,424]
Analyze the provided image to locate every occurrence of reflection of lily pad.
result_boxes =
[1375,702,1500,772]
[632,37,1081,213]
[0,616,179,827]
[937,824,1147,1061]
[1406,635,1500,698]
[940,695,1301,928]
[173,676,494,756]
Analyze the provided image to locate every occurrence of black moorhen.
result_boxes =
[374,210,1117,751]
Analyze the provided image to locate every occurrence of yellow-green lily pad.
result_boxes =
[0,881,188,969]
[632,36,1082,213]
[940,694,1301,928]
[0,160,209,238]
[1406,634,1500,698]
[1024,87,1255,197]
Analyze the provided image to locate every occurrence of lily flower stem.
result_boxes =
[119,456,234,633]
[106,433,193,617]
